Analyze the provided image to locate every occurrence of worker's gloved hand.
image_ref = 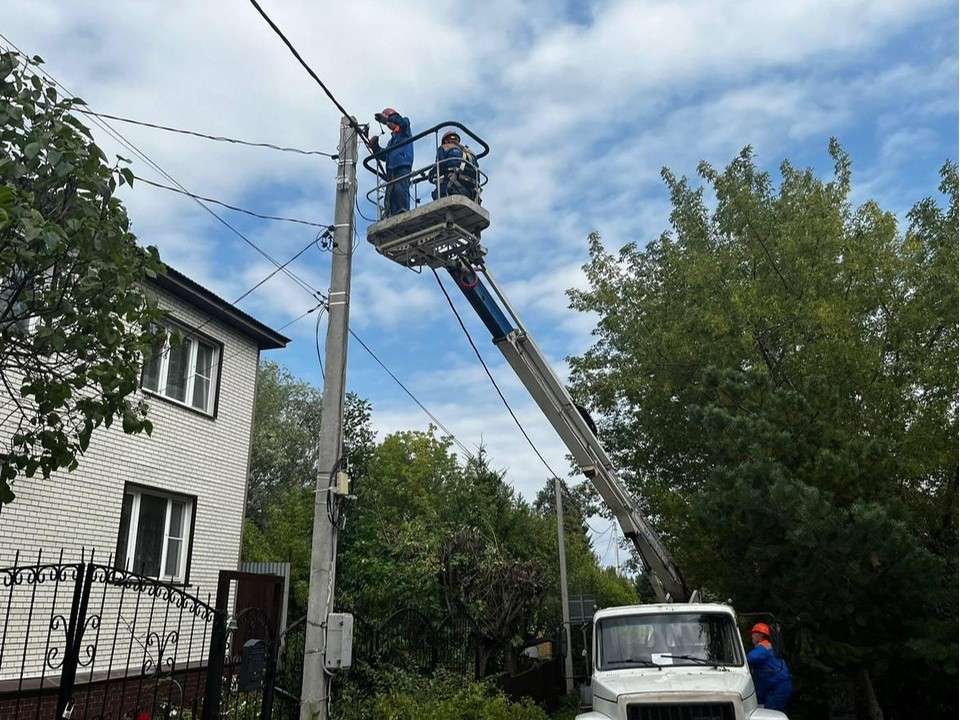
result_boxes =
[374,112,388,124]
[367,135,381,151]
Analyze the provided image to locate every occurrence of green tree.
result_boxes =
[337,430,566,675]
[568,142,957,717]
[440,526,548,676]
[242,360,374,614]
[532,480,639,613]
[0,51,166,503]
[247,361,375,526]
[337,428,463,620]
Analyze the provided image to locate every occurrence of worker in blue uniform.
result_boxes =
[368,107,413,216]
[747,622,793,711]
[427,130,479,202]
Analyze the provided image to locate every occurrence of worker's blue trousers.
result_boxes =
[385,165,411,216]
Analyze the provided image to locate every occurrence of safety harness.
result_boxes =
[446,144,479,200]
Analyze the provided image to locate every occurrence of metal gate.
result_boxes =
[1,552,284,720]
[0,550,219,719]
[209,570,284,719]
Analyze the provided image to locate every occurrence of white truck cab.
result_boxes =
[577,604,789,720]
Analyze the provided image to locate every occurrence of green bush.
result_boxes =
[332,667,548,720]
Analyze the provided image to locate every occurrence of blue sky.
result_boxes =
[3,0,957,567]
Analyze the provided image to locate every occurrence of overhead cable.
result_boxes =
[430,268,606,533]
[134,175,334,229]
[246,0,370,141]
[347,328,474,459]
[0,36,326,305]
[430,268,562,478]
[154,237,331,370]
[78,110,337,158]
[233,231,330,305]
[276,302,324,332]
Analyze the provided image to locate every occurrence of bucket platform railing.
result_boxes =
[363,121,490,269]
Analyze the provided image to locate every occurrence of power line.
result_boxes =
[135,175,334,230]
[430,268,563,477]
[246,0,370,142]
[430,269,607,534]
[0,38,326,306]
[216,300,324,372]
[233,231,329,304]
[277,302,324,332]
[153,239,330,375]
[559,478,607,536]
[355,195,376,223]
[77,109,337,158]
[347,328,474,459]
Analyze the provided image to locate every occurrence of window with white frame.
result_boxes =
[115,485,195,583]
[142,323,220,414]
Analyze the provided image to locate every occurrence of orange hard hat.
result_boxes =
[381,107,398,118]
[442,130,461,144]
[751,622,771,637]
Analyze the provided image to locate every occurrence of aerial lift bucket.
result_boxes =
[363,121,490,270]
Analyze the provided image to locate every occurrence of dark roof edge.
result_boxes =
[148,266,290,351]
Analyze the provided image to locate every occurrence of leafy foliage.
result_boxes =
[568,141,958,715]
[244,362,638,712]
[242,360,373,615]
[440,527,548,675]
[337,427,638,677]
[333,667,549,720]
[0,51,166,503]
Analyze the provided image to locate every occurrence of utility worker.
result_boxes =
[427,130,479,202]
[747,622,793,711]
[368,108,413,216]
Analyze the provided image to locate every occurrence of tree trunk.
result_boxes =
[476,642,494,678]
[857,667,884,720]
[504,645,519,675]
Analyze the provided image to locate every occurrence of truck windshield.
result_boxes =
[596,612,743,670]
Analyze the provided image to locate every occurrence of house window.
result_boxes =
[0,270,35,333]
[142,323,220,414]
[116,485,195,583]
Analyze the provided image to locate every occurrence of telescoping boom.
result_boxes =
[445,261,692,604]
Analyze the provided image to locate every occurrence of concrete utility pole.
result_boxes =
[555,476,575,694]
[300,116,358,720]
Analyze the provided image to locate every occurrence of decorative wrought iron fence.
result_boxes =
[0,549,228,720]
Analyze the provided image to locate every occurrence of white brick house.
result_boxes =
[0,265,288,595]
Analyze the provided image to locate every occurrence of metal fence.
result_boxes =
[0,551,287,720]
[353,608,476,676]
[270,616,305,720]
[1,549,221,719]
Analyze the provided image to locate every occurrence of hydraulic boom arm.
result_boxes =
[447,262,692,603]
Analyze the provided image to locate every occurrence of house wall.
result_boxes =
[0,280,261,597]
